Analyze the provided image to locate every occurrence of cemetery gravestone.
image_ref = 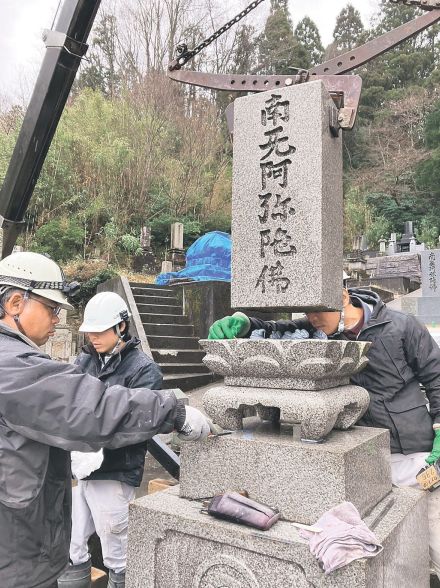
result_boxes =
[232,81,342,312]
[126,81,429,588]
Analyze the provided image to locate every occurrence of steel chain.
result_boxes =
[171,0,266,69]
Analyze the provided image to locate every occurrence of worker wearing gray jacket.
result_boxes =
[0,252,211,588]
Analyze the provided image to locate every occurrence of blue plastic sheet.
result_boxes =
[155,231,231,285]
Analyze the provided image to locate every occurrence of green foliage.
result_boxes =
[344,188,392,250]
[257,0,309,73]
[416,217,439,249]
[294,17,324,68]
[414,99,440,210]
[361,2,436,93]
[365,216,391,248]
[30,218,84,261]
[231,25,258,74]
[365,193,422,231]
[119,234,143,256]
[424,103,440,149]
[333,4,365,53]
[74,268,118,306]
[150,214,203,248]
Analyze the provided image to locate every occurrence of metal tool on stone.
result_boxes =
[209,422,234,436]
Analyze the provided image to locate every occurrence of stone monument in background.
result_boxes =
[126,82,428,587]
[132,225,159,274]
[388,248,440,347]
[170,222,186,271]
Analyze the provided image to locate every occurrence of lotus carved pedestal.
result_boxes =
[200,338,371,441]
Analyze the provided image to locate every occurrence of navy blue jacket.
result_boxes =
[75,337,163,486]
[248,289,440,454]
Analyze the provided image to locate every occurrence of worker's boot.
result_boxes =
[57,560,91,588]
[107,569,125,588]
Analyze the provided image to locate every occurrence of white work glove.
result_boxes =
[71,449,104,480]
[176,406,212,442]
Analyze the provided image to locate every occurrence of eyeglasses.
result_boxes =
[28,294,62,317]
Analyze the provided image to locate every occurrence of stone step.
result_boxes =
[133,294,179,306]
[159,363,210,375]
[140,313,189,325]
[151,349,206,364]
[148,335,201,350]
[143,323,194,337]
[136,303,182,314]
[129,283,174,293]
[163,372,215,392]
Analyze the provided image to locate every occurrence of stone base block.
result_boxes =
[180,424,392,524]
[203,384,370,441]
[126,486,429,588]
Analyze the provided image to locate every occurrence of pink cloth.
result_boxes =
[299,502,383,574]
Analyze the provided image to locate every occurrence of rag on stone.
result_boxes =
[249,328,328,340]
[299,501,383,574]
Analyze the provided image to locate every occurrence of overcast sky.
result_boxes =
[0,0,380,105]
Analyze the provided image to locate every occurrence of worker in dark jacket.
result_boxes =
[58,292,164,588]
[209,286,440,578]
[0,252,211,588]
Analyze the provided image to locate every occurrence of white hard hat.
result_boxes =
[0,252,75,310]
[79,292,131,333]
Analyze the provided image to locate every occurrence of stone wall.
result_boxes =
[176,281,291,339]
[366,253,421,282]
[41,309,77,362]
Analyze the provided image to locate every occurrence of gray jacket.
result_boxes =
[0,323,182,588]
[249,288,440,454]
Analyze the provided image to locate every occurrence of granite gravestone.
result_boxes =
[125,81,429,588]
[132,225,158,274]
[398,249,440,328]
[170,222,186,271]
[232,80,342,312]
[171,222,184,250]
[421,249,440,297]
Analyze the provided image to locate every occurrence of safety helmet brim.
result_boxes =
[79,291,131,333]
[34,288,74,310]
[0,280,74,310]
[78,318,127,333]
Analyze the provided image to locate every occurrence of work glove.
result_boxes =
[71,449,104,480]
[208,312,251,339]
[176,406,213,442]
[426,428,440,465]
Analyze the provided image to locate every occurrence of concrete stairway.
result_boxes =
[130,282,215,392]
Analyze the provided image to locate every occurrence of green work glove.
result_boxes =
[208,312,251,340]
[425,428,440,465]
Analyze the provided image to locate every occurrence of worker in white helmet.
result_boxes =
[59,292,163,588]
[0,252,211,588]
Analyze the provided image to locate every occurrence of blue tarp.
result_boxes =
[155,230,231,285]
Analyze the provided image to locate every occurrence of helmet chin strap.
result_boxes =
[109,323,124,356]
[13,313,29,338]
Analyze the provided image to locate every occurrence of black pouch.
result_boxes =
[205,491,280,530]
